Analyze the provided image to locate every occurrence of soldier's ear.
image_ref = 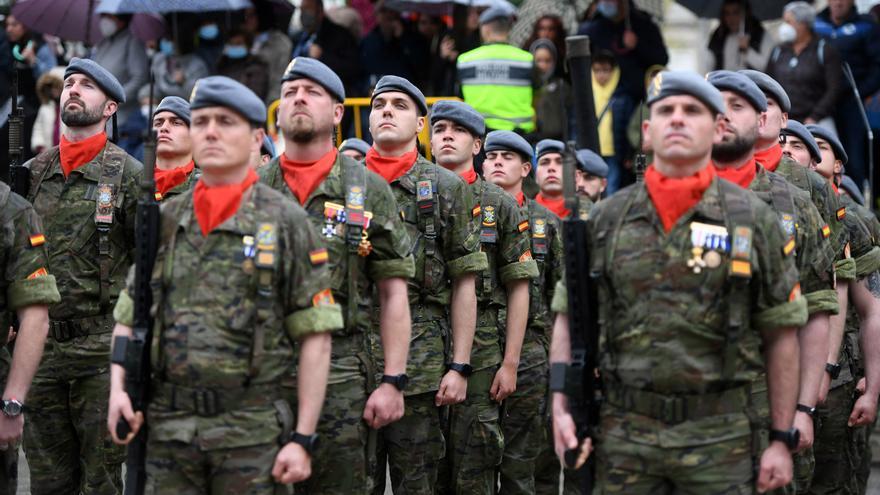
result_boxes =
[332,102,345,126]
[252,127,266,153]
[522,161,531,178]
[416,115,425,135]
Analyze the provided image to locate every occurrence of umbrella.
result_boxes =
[384,0,513,16]
[94,0,253,13]
[11,0,166,44]
[675,0,796,21]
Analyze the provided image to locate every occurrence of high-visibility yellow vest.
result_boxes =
[457,43,536,133]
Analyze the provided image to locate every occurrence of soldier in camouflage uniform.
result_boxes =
[533,140,573,219]
[552,71,808,494]
[481,130,565,494]
[21,58,142,495]
[151,96,200,202]
[805,124,880,495]
[429,100,539,494]
[707,72,839,494]
[107,75,341,494]
[259,57,415,494]
[0,181,61,494]
[364,77,487,494]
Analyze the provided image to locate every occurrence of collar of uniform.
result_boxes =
[748,164,773,200]
[51,141,109,182]
[178,178,260,235]
[394,154,431,193]
[635,177,727,228]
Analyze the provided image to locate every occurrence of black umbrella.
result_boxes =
[676,0,797,21]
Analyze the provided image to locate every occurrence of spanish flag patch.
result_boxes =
[782,238,796,257]
[155,192,163,201]
[789,282,802,302]
[29,234,45,247]
[472,205,481,217]
[837,207,846,221]
[517,220,529,233]
[309,248,329,266]
[27,267,48,279]
[312,288,335,307]
[821,224,831,238]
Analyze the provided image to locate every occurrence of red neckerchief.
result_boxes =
[831,182,840,195]
[280,149,338,205]
[59,132,107,177]
[536,193,570,218]
[754,143,783,172]
[365,148,419,184]
[515,191,525,207]
[459,168,478,185]
[155,160,195,198]
[193,168,259,237]
[644,163,715,233]
[712,157,757,189]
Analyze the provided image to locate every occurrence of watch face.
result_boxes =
[3,401,21,416]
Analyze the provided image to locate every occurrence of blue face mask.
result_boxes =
[597,1,619,18]
[199,24,220,40]
[159,39,174,56]
[224,45,248,59]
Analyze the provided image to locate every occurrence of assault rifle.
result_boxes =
[7,61,29,196]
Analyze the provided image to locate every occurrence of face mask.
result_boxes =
[146,47,157,58]
[199,24,220,40]
[596,1,619,19]
[159,39,174,56]
[99,17,118,38]
[141,105,151,118]
[224,45,248,59]
[777,23,797,43]
[300,11,318,31]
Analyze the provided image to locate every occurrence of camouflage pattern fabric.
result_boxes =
[259,153,414,494]
[113,182,342,492]
[22,142,141,495]
[552,178,807,492]
[809,381,861,495]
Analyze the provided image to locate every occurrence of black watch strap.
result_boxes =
[796,403,816,417]
[825,363,842,379]
[769,428,799,451]
[381,374,409,392]
[288,432,319,454]
[447,362,473,377]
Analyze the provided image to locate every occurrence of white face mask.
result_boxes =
[99,18,118,38]
[777,23,797,43]
[141,105,151,118]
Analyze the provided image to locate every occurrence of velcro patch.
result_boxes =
[837,207,846,221]
[29,234,45,247]
[821,225,831,238]
[789,282,801,302]
[730,259,752,277]
[519,249,533,262]
[472,205,481,217]
[782,238,796,257]
[312,288,335,307]
[27,267,48,279]
[517,220,529,233]
[309,248,329,265]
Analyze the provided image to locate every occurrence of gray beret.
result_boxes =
[189,76,267,124]
[153,96,191,126]
[430,100,485,137]
[576,149,609,178]
[371,75,428,116]
[261,135,276,158]
[281,57,346,102]
[484,130,533,160]
[781,120,822,164]
[839,175,865,206]
[339,138,371,156]
[479,5,513,25]
[65,57,126,103]
[646,70,725,115]
[739,70,791,113]
[706,70,767,112]
[535,139,564,159]
[806,124,847,165]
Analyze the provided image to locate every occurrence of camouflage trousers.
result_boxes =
[373,392,445,495]
[498,341,548,494]
[809,380,862,494]
[145,438,291,495]
[853,415,874,495]
[297,347,374,495]
[440,366,503,494]
[534,414,560,494]
[0,445,18,495]
[23,332,124,495]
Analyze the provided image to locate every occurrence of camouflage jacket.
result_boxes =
[259,153,414,336]
[523,198,564,341]
[24,141,142,323]
[113,183,343,451]
[749,166,838,315]
[465,176,538,370]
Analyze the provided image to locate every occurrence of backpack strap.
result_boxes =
[343,160,368,328]
[249,189,279,383]
[478,181,500,296]
[416,164,438,301]
[95,145,126,312]
[767,172,799,253]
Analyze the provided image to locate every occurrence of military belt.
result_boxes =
[151,381,284,416]
[49,314,114,342]
[604,380,750,425]
[411,303,446,323]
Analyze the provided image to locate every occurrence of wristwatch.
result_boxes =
[381,374,409,392]
[769,428,800,451]
[825,362,842,380]
[796,403,816,418]
[288,432,319,454]
[1,398,23,418]
[447,363,473,378]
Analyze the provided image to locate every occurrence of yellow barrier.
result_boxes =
[266,96,462,162]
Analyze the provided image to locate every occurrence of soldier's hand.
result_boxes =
[792,411,813,452]
[0,413,24,446]
[856,377,867,394]
[107,390,143,445]
[552,401,591,469]
[490,362,517,403]
[363,383,404,429]
[849,393,877,427]
[435,371,467,406]
[756,441,793,493]
[272,442,311,484]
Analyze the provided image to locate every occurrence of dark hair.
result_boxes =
[485,17,512,34]
[523,15,566,62]
[707,0,765,69]
[592,49,617,68]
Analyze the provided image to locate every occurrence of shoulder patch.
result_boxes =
[821,224,831,238]
[517,220,529,233]
[837,207,846,221]
[27,267,48,279]
[29,234,45,247]
[312,288,335,307]
[309,248,329,265]
[782,238,796,257]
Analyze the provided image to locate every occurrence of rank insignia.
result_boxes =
[837,207,846,221]
[730,259,752,277]
[312,288,335,307]
[27,267,48,279]
[517,220,529,233]
[256,223,277,251]
[780,213,796,238]
[309,248,329,265]
[256,251,275,268]
[821,224,831,238]
[782,238,796,257]
[533,219,546,238]
[95,183,115,224]
[482,206,496,226]
[29,234,45,247]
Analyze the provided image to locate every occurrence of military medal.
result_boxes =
[242,235,256,273]
[703,250,722,268]
[688,222,729,273]
[358,230,372,256]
